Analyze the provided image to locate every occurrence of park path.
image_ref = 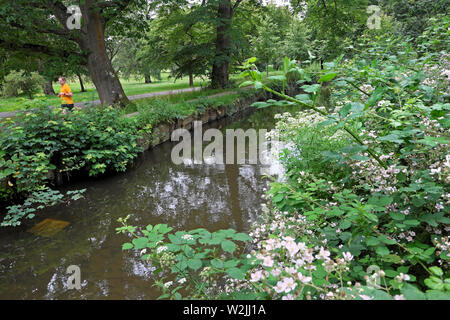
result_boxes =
[0,86,204,119]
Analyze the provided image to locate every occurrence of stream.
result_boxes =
[0,105,298,299]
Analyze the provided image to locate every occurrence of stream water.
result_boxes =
[0,106,298,299]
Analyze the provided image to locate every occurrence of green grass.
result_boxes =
[0,70,283,113]
[128,90,248,128]
[0,72,208,113]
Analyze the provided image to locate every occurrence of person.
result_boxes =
[58,77,74,111]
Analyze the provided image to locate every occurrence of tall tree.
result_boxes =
[0,0,149,106]
[290,0,369,61]
[210,0,244,88]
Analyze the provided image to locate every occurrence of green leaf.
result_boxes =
[339,220,352,230]
[226,267,245,280]
[429,266,443,277]
[267,75,286,82]
[376,246,390,257]
[221,240,236,254]
[390,212,405,221]
[187,258,202,271]
[254,81,263,90]
[132,237,148,250]
[251,102,270,109]
[240,81,254,88]
[425,290,450,300]
[301,84,320,94]
[401,284,426,300]
[366,236,380,246]
[224,260,239,268]
[365,86,385,109]
[382,254,402,264]
[379,134,404,144]
[211,259,224,269]
[122,243,133,250]
[318,72,337,83]
[233,233,252,242]
[368,195,393,207]
[424,277,444,290]
[404,219,420,227]
[295,94,312,104]
[377,234,397,245]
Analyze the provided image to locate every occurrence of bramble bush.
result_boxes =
[120,16,448,300]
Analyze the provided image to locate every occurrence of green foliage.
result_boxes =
[0,106,142,199]
[1,187,85,227]
[227,16,449,300]
[117,216,254,300]
[2,70,44,99]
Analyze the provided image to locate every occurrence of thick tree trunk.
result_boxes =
[79,6,128,106]
[77,73,86,92]
[43,79,56,95]
[189,73,194,87]
[144,74,152,83]
[211,0,233,89]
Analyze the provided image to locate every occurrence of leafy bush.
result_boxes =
[120,17,449,300]
[0,106,142,200]
[2,70,44,99]
[116,216,253,300]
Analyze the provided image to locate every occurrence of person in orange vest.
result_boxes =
[58,76,74,112]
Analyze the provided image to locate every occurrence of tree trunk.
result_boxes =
[144,74,152,83]
[189,73,194,87]
[43,79,56,95]
[77,73,86,92]
[79,5,128,106]
[211,0,233,89]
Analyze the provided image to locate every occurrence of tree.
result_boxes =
[281,18,311,64]
[379,0,449,39]
[210,0,245,88]
[252,16,279,76]
[290,0,369,61]
[0,0,150,106]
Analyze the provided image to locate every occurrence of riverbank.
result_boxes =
[0,81,301,220]
[0,93,299,299]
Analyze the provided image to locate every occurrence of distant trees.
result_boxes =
[0,0,151,106]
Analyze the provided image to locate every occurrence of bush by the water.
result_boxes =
[0,106,142,202]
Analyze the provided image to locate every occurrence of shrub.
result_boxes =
[2,70,44,99]
[0,106,142,200]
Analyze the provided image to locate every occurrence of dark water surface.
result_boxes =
[0,106,294,299]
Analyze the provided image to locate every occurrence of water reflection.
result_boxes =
[0,106,299,299]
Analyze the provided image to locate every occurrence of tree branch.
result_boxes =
[8,21,79,42]
[99,0,134,23]
[0,39,86,61]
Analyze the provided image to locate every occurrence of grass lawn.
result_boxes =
[0,70,283,113]
[0,72,208,113]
